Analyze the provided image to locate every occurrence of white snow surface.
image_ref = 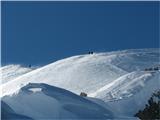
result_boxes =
[0,64,33,84]
[1,48,159,97]
[89,71,157,100]
[1,48,160,118]
[107,73,160,116]
[2,83,114,120]
[92,71,160,116]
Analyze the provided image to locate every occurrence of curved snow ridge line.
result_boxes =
[95,48,160,56]
[2,83,115,119]
[1,54,128,97]
[0,56,88,96]
[89,71,147,97]
[2,48,159,83]
[0,64,20,70]
[0,64,126,97]
[0,64,34,85]
[1,48,159,97]
[89,71,157,99]
[0,64,32,72]
[1,55,86,84]
[2,51,128,82]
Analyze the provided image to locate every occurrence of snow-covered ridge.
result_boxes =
[2,83,114,119]
[1,48,159,97]
[0,64,34,84]
[1,48,160,118]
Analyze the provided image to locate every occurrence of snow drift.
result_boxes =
[2,83,114,120]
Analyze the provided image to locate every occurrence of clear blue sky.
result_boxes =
[2,1,159,66]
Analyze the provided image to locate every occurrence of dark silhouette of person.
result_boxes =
[88,52,93,54]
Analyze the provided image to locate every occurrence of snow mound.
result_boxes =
[2,83,114,120]
[0,65,34,84]
[1,49,159,97]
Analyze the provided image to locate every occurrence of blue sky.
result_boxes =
[1,1,159,66]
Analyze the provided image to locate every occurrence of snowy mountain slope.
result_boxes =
[0,65,34,84]
[89,71,158,100]
[105,71,160,116]
[1,48,160,119]
[107,48,159,72]
[1,48,159,97]
[88,70,160,116]
[2,83,114,120]
[1,55,127,97]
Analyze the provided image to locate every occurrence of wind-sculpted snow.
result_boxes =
[87,70,160,117]
[1,49,159,97]
[2,83,114,120]
[0,65,34,84]
[89,71,157,100]
[1,48,160,118]
[1,55,127,96]
[106,71,160,116]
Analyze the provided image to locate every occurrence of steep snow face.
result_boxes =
[2,83,114,120]
[1,48,159,97]
[0,65,33,84]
